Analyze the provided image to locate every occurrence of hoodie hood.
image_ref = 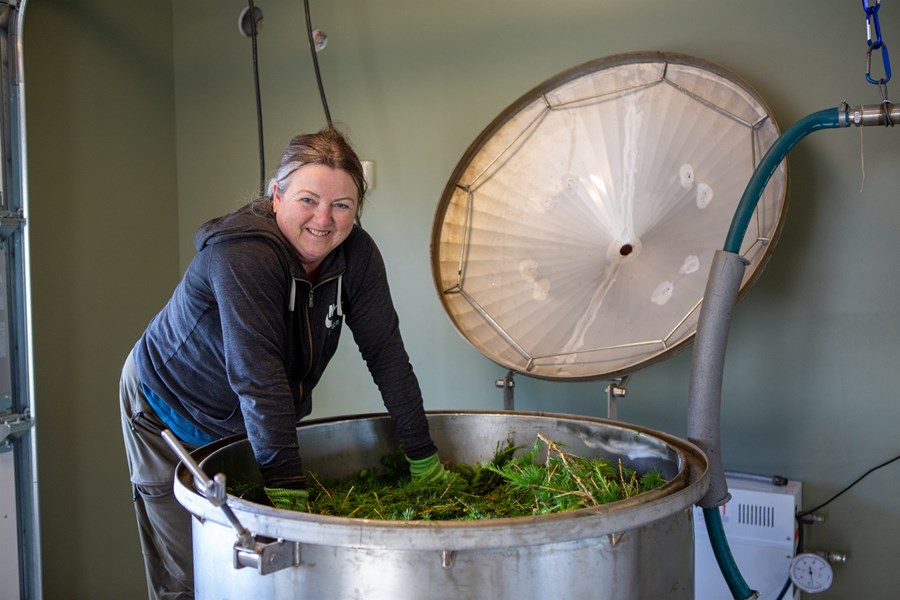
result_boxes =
[193,203,285,251]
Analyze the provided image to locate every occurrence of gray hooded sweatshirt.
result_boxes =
[134,204,436,488]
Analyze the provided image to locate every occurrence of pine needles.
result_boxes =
[231,434,667,521]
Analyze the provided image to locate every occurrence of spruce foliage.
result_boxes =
[231,434,667,520]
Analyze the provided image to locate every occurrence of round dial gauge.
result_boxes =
[790,552,833,593]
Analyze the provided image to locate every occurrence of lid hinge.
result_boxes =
[606,375,630,420]
[495,370,516,410]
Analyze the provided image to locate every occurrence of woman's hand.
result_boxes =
[407,453,462,485]
[264,487,310,511]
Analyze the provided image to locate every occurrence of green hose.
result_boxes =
[724,107,843,254]
[704,507,757,599]
[703,107,844,600]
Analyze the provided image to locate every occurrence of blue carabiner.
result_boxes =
[862,0,883,48]
[867,42,893,84]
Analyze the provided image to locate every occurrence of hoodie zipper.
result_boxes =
[294,273,344,384]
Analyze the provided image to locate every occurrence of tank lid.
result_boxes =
[431,52,786,381]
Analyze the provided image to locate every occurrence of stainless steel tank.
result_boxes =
[175,411,709,600]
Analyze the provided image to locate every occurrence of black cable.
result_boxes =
[774,575,791,600]
[303,0,333,128]
[797,452,900,518]
[771,454,900,599]
[773,453,900,599]
[247,0,266,195]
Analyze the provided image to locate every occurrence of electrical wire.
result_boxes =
[300,2,359,225]
[247,0,266,195]
[304,0,333,128]
[797,452,900,518]
[772,452,900,599]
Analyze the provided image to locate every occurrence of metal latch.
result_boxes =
[234,537,301,574]
[1,408,33,451]
[0,209,25,240]
[161,430,301,575]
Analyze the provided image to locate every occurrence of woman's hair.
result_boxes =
[252,127,367,215]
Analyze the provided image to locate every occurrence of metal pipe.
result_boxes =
[843,101,899,126]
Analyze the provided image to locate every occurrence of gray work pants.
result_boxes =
[120,348,196,600]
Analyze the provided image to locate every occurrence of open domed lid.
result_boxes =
[431,52,787,381]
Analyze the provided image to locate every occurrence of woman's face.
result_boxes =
[272,164,359,274]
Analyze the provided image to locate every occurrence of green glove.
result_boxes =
[407,453,460,485]
[264,487,309,512]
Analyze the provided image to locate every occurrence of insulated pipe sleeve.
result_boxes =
[688,249,748,509]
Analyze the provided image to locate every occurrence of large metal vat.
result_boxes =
[175,411,709,600]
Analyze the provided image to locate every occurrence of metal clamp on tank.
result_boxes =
[161,430,301,575]
[232,537,301,576]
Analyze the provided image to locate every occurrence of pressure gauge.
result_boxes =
[790,552,834,593]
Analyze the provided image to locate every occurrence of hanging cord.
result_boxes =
[857,105,866,193]
[304,0,333,128]
[241,0,267,195]
[300,1,360,225]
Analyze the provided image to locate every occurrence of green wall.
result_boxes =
[24,0,178,597]
[22,0,900,598]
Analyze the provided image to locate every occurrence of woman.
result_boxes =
[120,127,451,600]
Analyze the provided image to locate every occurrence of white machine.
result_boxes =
[694,474,802,600]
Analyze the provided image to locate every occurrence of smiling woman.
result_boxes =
[119,127,456,600]
[272,164,359,276]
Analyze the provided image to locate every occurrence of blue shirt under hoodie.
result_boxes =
[133,203,435,488]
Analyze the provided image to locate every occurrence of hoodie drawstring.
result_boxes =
[336,275,343,317]
[289,278,297,312]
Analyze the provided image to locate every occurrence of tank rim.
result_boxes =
[174,410,710,551]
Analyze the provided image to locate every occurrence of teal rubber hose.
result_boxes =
[696,107,844,600]
[704,506,756,599]
[724,107,843,253]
